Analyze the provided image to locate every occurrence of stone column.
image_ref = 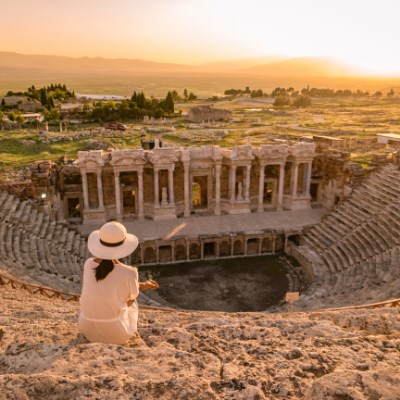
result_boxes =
[215,164,221,215]
[183,163,190,217]
[207,174,213,209]
[114,171,122,218]
[278,163,285,211]
[229,165,237,203]
[257,164,265,212]
[168,167,175,205]
[140,245,144,265]
[153,168,159,207]
[291,163,299,196]
[81,171,89,210]
[186,240,190,260]
[171,243,175,262]
[303,161,312,195]
[138,168,144,220]
[96,171,104,209]
[272,234,276,254]
[258,238,262,255]
[245,165,251,200]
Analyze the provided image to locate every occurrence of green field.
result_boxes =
[1,96,399,173]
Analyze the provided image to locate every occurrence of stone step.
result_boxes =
[12,200,28,222]
[0,194,15,218]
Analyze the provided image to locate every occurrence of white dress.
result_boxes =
[78,258,139,345]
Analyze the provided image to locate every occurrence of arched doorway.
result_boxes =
[192,176,208,210]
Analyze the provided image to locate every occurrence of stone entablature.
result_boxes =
[75,143,315,224]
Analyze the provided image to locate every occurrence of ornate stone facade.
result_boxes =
[75,142,315,223]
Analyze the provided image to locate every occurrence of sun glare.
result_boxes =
[0,0,399,75]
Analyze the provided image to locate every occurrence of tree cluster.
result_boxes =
[273,93,312,108]
[270,86,392,99]
[89,91,175,122]
[224,87,251,96]
[300,87,371,98]
[5,83,76,111]
[168,89,197,102]
[183,88,197,101]
[225,87,270,98]
[223,85,396,101]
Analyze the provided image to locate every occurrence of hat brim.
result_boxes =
[87,230,139,259]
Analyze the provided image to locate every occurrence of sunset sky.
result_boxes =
[2,0,400,75]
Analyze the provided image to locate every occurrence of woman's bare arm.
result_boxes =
[139,280,160,291]
[127,280,159,306]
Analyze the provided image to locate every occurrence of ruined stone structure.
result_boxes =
[288,162,400,309]
[1,141,400,316]
[74,143,315,223]
[127,230,290,269]
[187,105,232,123]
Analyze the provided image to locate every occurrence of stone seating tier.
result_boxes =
[0,190,89,292]
[294,163,400,309]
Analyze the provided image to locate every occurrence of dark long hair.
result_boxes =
[94,259,114,281]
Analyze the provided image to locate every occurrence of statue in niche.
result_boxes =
[161,187,168,206]
[237,182,243,201]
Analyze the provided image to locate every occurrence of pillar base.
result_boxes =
[283,195,311,211]
[153,204,177,220]
[83,208,107,224]
[224,200,251,215]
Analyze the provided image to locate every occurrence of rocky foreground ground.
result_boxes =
[0,285,399,400]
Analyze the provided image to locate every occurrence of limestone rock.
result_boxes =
[1,284,399,399]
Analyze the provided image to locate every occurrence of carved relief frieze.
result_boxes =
[256,144,289,163]
[110,149,146,166]
[149,149,179,165]
[222,146,255,164]
[77,150,105,169]
[289,143,316,158]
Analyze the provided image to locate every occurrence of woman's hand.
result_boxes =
[139,280,160,291]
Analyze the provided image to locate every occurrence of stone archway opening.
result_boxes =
[192,176,208,210]
[144,247,156,264]
[219,241,230,257]
[67,198,81,219]
[159,245,172,263]
[189,243,200,259]
[233,239,243,255]
[203,242,216,258]
[310,182,319,202]
[175,244,186,261]
[123,189,136,215]
[247,238,259,255]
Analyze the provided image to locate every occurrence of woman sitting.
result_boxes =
[79,221,159,344]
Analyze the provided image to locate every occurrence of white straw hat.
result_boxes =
[87,221,139,259]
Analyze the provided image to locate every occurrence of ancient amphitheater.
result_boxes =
[1,142,400,399]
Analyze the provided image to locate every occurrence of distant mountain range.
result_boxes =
[0,51,359,77]
[0,52,193,75]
